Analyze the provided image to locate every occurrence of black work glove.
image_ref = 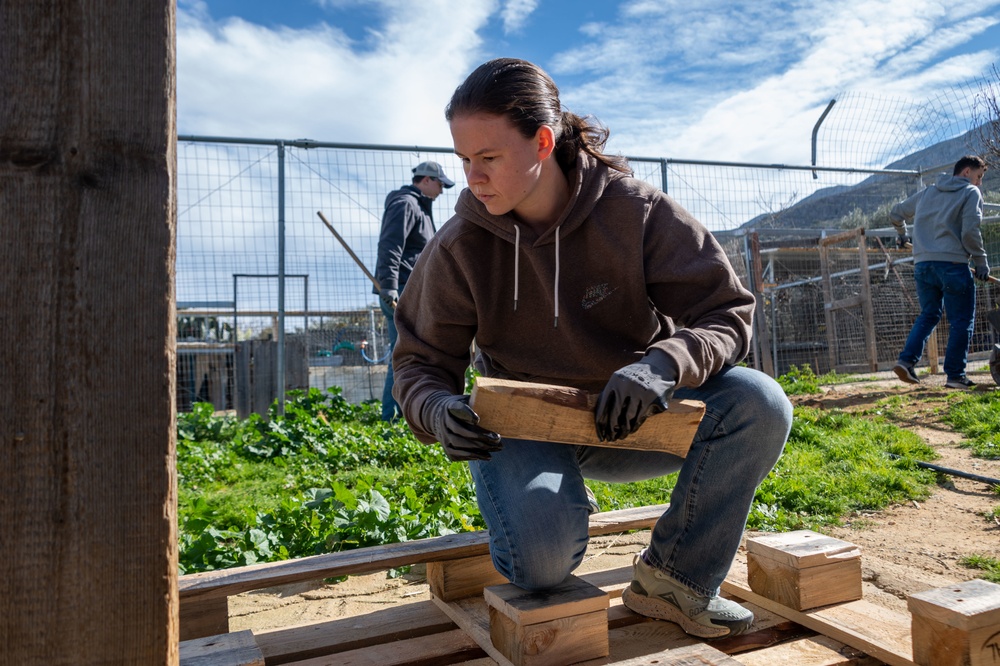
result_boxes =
[595,350,678,442]
[379,288,399,309]
[896,234,912,250]
[974,264,991,282]
[424,392,502,461]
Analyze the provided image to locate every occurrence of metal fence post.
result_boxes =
[277,141,286,415]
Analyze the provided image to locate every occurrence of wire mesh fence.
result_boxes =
[175,135,999,414]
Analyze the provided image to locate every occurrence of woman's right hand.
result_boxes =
[426,393,503,461]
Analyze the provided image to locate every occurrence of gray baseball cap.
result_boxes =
[412,161,455,188]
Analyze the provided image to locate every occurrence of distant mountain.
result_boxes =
[736,126,995,231]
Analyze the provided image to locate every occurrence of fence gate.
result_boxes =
[820,228,878,373]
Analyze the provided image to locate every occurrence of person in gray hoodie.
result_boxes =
[890,155,989,389]
[391,58,792,639]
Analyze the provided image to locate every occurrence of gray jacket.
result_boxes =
[890,173,987,268]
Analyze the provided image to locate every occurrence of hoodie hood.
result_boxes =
[454,153,622,246]
[934,173,974,193]
[451,153,626,326]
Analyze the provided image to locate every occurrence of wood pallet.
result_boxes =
[179,512,1000,666]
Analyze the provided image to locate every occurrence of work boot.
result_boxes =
[621,549,754,638]
[893,362,920,384]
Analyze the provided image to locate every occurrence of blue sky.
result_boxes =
[177,0,1000,166]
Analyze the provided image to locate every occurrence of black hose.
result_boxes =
[889,453,1000,486]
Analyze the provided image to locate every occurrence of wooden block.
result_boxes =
[428,554,509,601]
[484,575,610,666]
[470,377,704,457]
[907,578,1000,666]
[484,575,610,625]
[181,595,230,641]
[179,629,264,666]
[489,606,608,666]
[747,530,861,610]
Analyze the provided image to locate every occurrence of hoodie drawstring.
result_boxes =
[511,223,560,328]
[513,224,520,312]
[553,226,560,328]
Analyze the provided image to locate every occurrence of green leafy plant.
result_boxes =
[177,389,937,574]
[777,364,822,395]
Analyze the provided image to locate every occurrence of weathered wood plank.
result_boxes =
[180,504,666,603]
[722,567,914,666]
[734,635,879,666]
[289,629,485,666]
[470,377,703,456]
[179,630,264,666]
[252,600,457,665]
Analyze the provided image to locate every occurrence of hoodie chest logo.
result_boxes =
[581,283,618,310]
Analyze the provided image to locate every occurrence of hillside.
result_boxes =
[739,127,998,231]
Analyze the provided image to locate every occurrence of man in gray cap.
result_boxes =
[374,161,455,421]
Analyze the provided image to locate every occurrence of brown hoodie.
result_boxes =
[392,152,754,444]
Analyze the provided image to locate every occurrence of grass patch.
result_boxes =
[942,392,1000,459]
[959,554,1000,583]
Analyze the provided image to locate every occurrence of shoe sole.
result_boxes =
[621,587,731,639]
[893,366,919,384]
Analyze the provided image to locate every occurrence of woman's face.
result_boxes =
[450,112,549,220]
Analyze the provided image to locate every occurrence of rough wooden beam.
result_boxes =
[1,1,177,663]
[470,377,704,456]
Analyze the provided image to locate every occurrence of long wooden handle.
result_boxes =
[317,211,382,292]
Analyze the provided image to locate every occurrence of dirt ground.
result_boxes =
[228,368,1000,633]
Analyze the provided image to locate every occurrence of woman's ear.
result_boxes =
[536,125,556,161]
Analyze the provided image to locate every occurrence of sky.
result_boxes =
[177,0,1000,167]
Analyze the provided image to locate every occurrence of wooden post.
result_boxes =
[0,2,177,664]
[908,579,1000,666]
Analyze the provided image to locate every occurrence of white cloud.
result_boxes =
[500,0,539,34]
[550,0,1000,166]
[177,0,497,144]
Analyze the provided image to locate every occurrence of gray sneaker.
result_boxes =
[893,363,920,384]
[621,549,753,638]
[945,376,976,389]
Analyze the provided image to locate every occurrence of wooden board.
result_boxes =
[252,600,456,664]
[470,377,704,456]
[179,630,265,666]
[288,629,485,666]
[722,566,914,666]
[181,503,667,603]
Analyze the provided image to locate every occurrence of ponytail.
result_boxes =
[447,58,631,176]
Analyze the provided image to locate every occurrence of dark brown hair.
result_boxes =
[954,155,987,175]
[445,58,631,175]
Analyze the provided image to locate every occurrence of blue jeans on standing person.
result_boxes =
[898,261,976,381]
[379,297,400,422]
[467,365,792,596]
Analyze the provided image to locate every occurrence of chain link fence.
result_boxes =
[175,136,999,414]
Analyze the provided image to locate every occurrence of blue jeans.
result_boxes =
[468,365,791,597]
[379,298,400,422]
[898,261,976,380]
